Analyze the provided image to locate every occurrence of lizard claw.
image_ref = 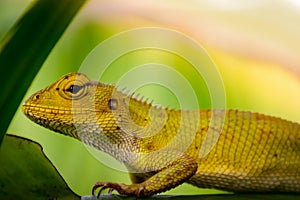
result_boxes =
[92,181,145,197]
[92,182,121,198]
[108,188,115,194]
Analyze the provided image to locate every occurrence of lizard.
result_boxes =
[22,72,300,197]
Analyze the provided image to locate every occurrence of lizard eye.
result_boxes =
[66,84,83,94]
[62,83,86,99]
[59,82,87,100]
[57,73,90,100]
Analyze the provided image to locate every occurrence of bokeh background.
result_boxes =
[1,0,300,196]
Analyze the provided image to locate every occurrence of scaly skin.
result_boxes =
[22,72,300,197]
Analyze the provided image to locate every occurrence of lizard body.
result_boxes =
[22,72,300,197]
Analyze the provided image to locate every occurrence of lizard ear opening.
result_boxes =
[108,98,118,110]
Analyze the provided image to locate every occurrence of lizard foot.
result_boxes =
[92,181,144,197]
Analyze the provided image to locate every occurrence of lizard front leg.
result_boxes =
[92,153,198,197]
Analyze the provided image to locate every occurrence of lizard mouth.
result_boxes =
[22,104,80,138]
[22,103,96,120]
[22,103,73,116]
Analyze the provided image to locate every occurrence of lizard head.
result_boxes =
[22,72,122,139]
[22,72,156,155]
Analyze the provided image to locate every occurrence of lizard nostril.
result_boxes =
[34,94,40,100]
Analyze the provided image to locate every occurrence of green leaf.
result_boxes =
[0,0,87,144]
[0,134,80,199]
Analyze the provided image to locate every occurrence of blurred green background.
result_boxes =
[1,0,300,196]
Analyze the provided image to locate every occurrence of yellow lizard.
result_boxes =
[22,72,300,197]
